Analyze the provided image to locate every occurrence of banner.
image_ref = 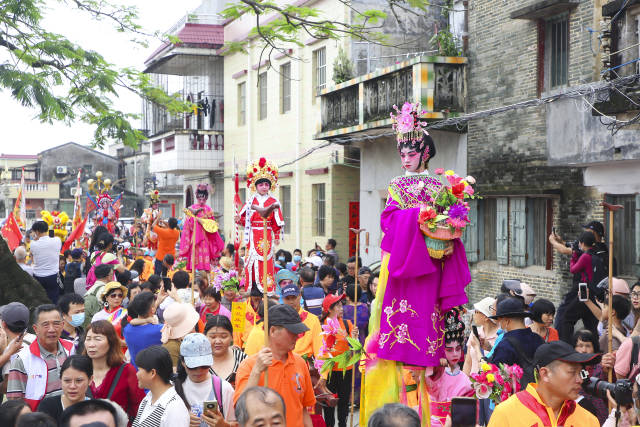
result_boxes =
[231,301,247,333]
[12,168,25,229]
[1,212,22,251]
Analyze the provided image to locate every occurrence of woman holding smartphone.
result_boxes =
[174,333,235,427]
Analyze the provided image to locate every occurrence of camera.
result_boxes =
[583,376,634,407]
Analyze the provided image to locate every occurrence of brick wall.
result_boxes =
[465,1,605,306]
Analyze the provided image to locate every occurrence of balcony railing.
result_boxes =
[317,55,467,139]
[144,93,224,137]
[149,131,224,174]
[2,181,60,199]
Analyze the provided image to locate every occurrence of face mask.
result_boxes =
[278,256,285,262]
[70,313,85,327]
[293,255,301,262]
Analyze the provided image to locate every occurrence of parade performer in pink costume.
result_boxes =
[179,184,224,273]
[362,102,472,425]
[236,157,284,295]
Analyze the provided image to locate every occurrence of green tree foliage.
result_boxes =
[332,45,354,84]
[0,0,192,148]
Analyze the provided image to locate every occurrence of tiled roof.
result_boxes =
[145,23,224,64]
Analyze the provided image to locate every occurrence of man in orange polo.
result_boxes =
[153,217,180,276]
[488,340,601,427]
[234,304,315,427]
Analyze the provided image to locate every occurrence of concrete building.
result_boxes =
[0,154,55,222]
[462,0,640,305]
[223,0,450,261]
[143,0,226,228]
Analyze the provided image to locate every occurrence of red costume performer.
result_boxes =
[237,157,284,295]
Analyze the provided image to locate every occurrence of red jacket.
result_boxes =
[90,363,145,421]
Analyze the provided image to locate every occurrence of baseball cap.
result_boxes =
[281,284,300,298]
[582,221,605,236]
[267,304,309,334]
[0,302,30,330]
[303,256,323,268]
[534,340,601,368]
[322,293,346,313]
[180,333,214,368]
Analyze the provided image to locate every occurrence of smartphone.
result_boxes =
[49,229,55,238]
[471,325,480,341]
[450,397,477,427]
[552,226,556,235]
[203,399,219,413]
[578,282,588,302]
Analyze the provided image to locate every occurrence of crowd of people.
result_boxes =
[3,215,640,427]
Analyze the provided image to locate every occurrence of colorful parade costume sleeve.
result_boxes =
[179,204,224,271]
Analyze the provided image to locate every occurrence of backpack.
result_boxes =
[504,336,536,388]
[588,249,609,299]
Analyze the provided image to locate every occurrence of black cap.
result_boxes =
[489,297,529,319]
[267,304,309,335]
[534,341,601,368]
[582,221,605,237]
[0,302,30,330]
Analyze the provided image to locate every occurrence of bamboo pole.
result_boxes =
[191,213,197,306]
[349,228,365,427]
[263,218,270,387]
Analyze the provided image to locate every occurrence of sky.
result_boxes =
[0,0,202,155]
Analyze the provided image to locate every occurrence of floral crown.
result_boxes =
[246,157,278,193]
[444,307,465,343]
[213,270,240,291]
[148,189,160,204]
[390,102,429,149]
[96,192,113,206]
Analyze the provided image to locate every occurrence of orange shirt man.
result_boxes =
[234,305,316,427]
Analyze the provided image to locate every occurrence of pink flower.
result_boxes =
[474,383,492,399]
[321,317,341,336]
[313,358,325,371]
[463,185,475,196]
[434,168,445,175]
[446,217,468,229]
[508,364,524,380]
[500,390,510,402]
[465,176,476,185]
[399,300,409,313]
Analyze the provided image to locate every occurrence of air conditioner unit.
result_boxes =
[56,166,67,174]
[70,187,82,196]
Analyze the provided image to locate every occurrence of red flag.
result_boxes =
[85,197,96,216]
[61,215,87,253]
[1,212,23,251]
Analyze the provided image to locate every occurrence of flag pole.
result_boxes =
[349,228,365,427]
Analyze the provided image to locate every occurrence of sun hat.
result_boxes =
[473,297,495,319]
[303,255,323,268]
[489,297,529,319]
[100,281,128,301]
[612,277,630,295]
[180,333,213,368]
[275,269,299,285]
[161,303,200,343]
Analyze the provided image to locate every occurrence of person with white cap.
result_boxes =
[463,297,498,375]
[174,333,235,427]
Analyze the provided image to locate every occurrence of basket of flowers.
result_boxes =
[470,362,523,406]
[418,169,479,258]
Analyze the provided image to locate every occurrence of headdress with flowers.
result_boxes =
[148,189,160,205]
[213,270,239,292]
[246,157,278,193]
[390,102,429,148]
[195,183,209,200]
[444,307,465,344]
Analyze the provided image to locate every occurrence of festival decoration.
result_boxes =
[40,210,70,240]
[469,362,523,406]
[212,269,239,292]
[316,317,364,378]
[86,171,122,234]
[246,156,279,193]
[141,189,161,250]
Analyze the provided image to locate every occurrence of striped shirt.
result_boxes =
[211,347,247,386]
[7,341,68,400]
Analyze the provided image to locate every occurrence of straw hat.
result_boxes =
[161,303,200,343]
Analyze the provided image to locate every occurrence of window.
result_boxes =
[546,15,568,89]
[258,72,267,120]
[280,185,291,234]
[313,47,326,96]
[468,197,552,268]
[605,194,638,276]
[313,183,326,236]
[238,82,246,126]
[164,136,175,151]
[280,63,291,113]
[152,140,162,154]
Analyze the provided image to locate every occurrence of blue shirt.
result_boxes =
[123,323,163,369]
[489,327,544,366]
[302,285,325,317]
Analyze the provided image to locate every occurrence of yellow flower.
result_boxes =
[461,180,469,187]
[481,363,491,372]
[486,373,495,383]
[445,170,455,176]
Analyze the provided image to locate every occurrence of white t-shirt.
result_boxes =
[19,263,34,276]
[183,376,236,422]
[136,387,190,427]
[30,236,62,276]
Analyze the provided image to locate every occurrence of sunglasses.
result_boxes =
[108,293,124,298]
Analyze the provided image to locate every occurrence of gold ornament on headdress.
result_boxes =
[246,157,278,193]
[149,189,160,204]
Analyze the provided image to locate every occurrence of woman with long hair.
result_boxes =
[37,355,93,422]
[173,333,236,426]
[204,315,246,387]
[133,346,190,427]
[83,320,145,421]
[318,294,357,427]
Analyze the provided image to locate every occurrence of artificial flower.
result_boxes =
[434,168,445,175]
[486,373,495,383]
[445,170,455,176]
[451,183,466,199]
[419,207,437,224]
[474,383,492,399]
[447,217,468,229]
[313,358,325,371]
[322,317,341,336]
[447,203,469,220]
[463,185,475,196]
[465,175,476,184]
[481,363,492,372]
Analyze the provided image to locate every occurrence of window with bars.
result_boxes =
[313,47,326,96]
[313,183,326,236]
[546,15,569,89]
[238,82,246,126]
[465,197,552,268]
[280,185,291,234]
[258,72,268,120]
[604,194,639,276]
[281,63,291,113]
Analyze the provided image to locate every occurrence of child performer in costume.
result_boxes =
[362,102,472,424]
[178,184,224,276]
[236,157,284,296]
[426,308,474,426]
[141,189,161,252]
